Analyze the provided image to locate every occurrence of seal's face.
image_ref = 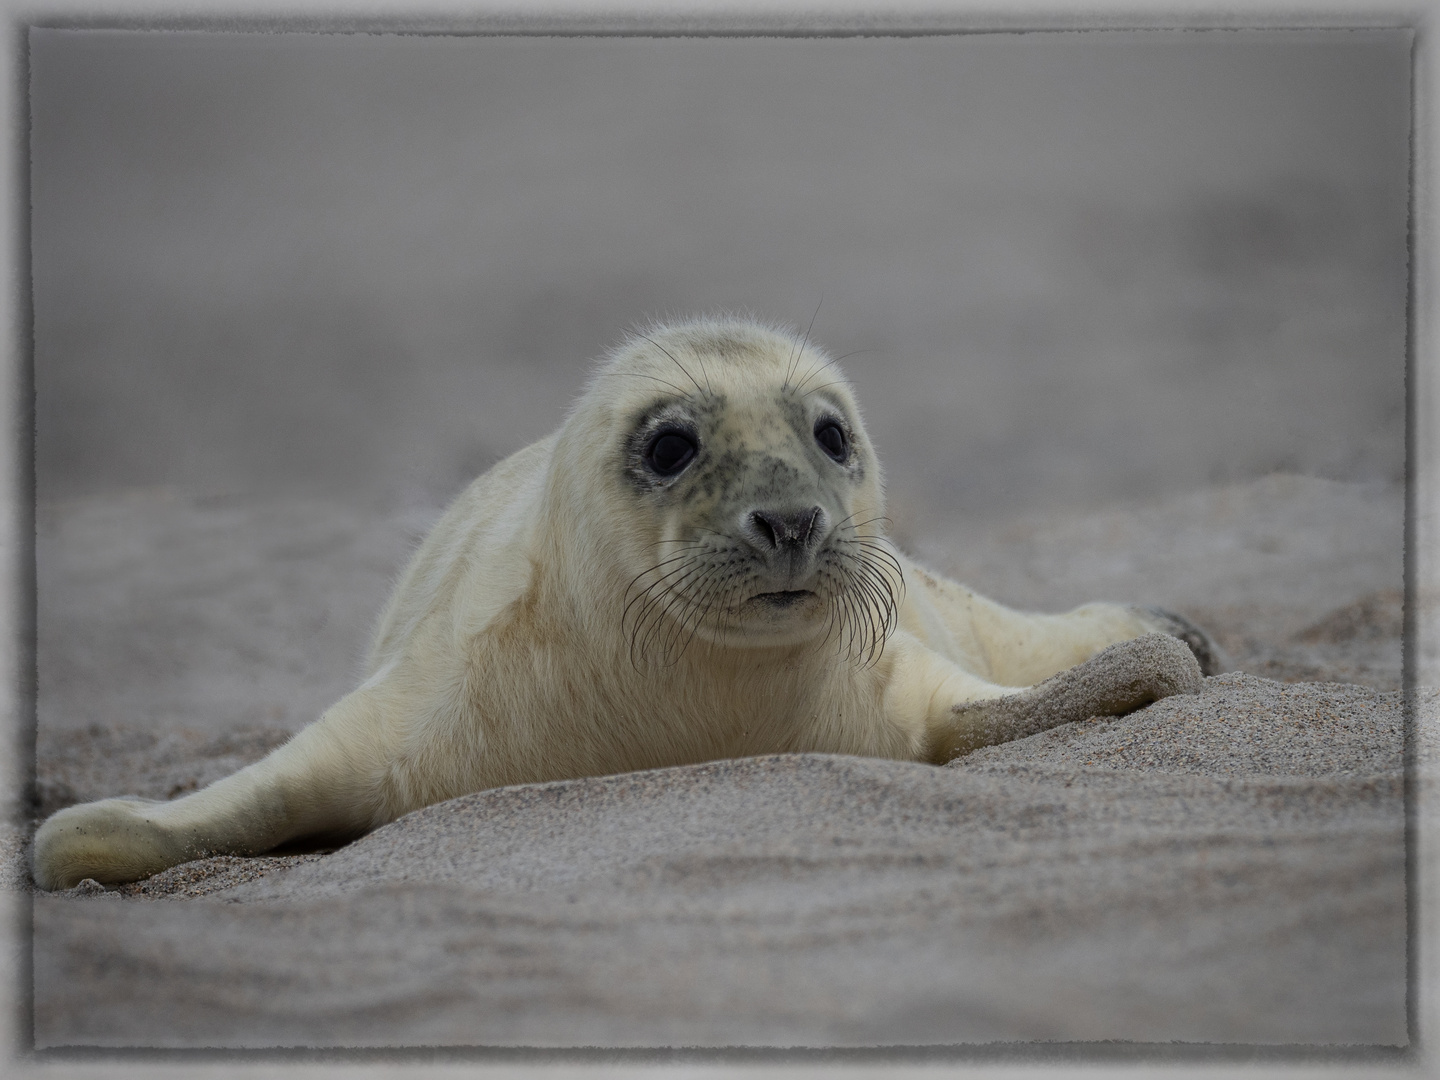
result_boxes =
[592,320,903,665]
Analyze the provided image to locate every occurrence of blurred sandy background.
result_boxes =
[28,27,1413,741]
[21,30,1417,1049]
[31,30,1408,525]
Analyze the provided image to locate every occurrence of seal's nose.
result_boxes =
[747,506,822,552]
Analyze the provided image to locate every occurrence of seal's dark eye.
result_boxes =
[644,431,697,476]
[815,420,849,463]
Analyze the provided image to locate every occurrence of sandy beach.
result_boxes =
[16,30,1416,1056]
[20,472,1414,1048]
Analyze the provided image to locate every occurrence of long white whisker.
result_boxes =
[638,334,707,398]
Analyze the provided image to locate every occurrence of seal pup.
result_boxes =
[33,316,1221,890]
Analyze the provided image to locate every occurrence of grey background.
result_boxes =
[30,29,1410,530]
[22,29,1415,1053]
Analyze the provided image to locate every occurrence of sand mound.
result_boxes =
[34,675,1407,1047]
[26,475,1413,1048]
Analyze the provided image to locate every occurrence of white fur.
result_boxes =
[33,317,1175,890]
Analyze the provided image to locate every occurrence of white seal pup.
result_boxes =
[32,316,1220,890]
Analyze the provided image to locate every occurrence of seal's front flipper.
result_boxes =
[31,771,297,891]
[32,689,389,891]
[933,633,1202,763]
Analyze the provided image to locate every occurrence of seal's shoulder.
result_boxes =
[367,433,557,670]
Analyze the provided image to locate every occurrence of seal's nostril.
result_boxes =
[798,506,820,544]
[750,510,781,549]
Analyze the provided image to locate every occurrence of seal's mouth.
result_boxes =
[751,590,815,608]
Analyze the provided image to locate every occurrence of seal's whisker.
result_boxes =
[855,548,902,609]
[826,541,900,666]
[834,560,873,660]
[828,576,862,659]
[858,571,899,648]
[687,342,714,397]
[792,348,871,395]
[845,531,896,552]
[843,590,867,662]
[640,558,712,630]
[847,568,887,663]
[599,371,693,398]
[623,556,705,623]
[624,550,704,593]
[688,581,729,657]
[832,510,891,534]
[673,575,732,663]
[851,536,902,563]
[624,552,708,596]
[785,296,823,391]
[628,558,714,664]
[852,543,906,587]
[824,579,849,657]
[630,545,707,577]
[823,576,840,650]
[662,570,731,665]
[631,547,755,668]
[850,538,903,566]
[815,552,862,661]
[638,333,708,398]
[799,381,849,399]
[792,359,841,396]
[843,514,893,534]
[636,589,681,666]
[664,566,743,665]
[848,533,904,569]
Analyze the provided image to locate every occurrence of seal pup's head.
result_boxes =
[549,316,903,668]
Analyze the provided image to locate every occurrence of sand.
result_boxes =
[20,473,1417,1048]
